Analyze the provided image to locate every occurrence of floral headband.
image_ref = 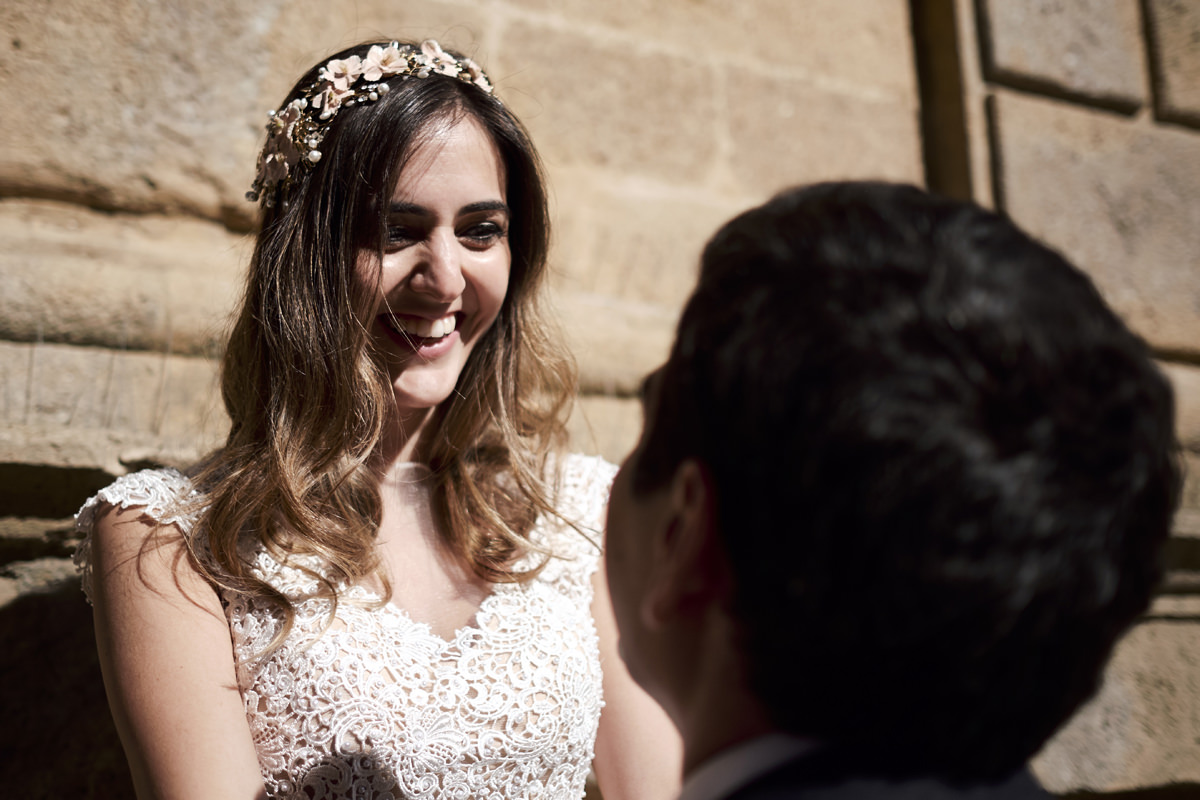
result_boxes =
[246,40,495,206]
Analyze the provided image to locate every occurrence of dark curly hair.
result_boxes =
[632,181,1181,782]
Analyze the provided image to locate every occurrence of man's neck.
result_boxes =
[664,608,781,774]
[678,732,818,800]
[681,705,777,775]
[668,649,781,774]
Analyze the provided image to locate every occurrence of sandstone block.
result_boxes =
[1145,0,1200,126]
[979,0,1146,108]
[567,394,642,465]
[0,342,30,426]
[27,344,161,432]
[0,421,216,496]
[1163,361,1200,452]
[0,578,17,607]
[0,340,224,474]
[1033,619,1200,791]
[543,171,748,398]
[0,422,136,475]
[1183,452,1200,511]
[0,0,271,221]
[0,200,246,356]
[726,66,922,195]
[497,0,916,98]
[1149,594,1200,619]
[551,290,677,397]
[498,23,718,183]
[990,90,1200,356]
[258,0,493,106]
[0,517,77,563]
[1166,508,1200,596]
[0,0,501,227]
[157,356,225,445]
[548,173,740,311]
[0,557,78,600]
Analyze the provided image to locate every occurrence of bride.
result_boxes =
[76,38,680,800]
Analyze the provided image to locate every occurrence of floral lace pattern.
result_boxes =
[72,468,202,600]
[75,455,616,800]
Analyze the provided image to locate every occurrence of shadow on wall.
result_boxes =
[0,581,135,799]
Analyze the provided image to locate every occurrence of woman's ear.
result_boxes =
[641,459,731,628]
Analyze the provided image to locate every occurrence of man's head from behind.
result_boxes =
[606,182,1180,783]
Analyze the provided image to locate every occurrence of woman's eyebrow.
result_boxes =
[460,200,510,216]
[387,200,510,216]
[388,201,430,215]
[388,197,511,214]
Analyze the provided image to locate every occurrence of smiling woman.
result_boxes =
[71,39,680,800]
[364,116,511,424]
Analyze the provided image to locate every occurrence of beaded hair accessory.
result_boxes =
[246,39,495,205]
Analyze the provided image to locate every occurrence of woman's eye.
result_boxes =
[460,221,506,248]
[385,226,420,248]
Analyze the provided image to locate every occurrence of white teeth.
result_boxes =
[385,314,456,339]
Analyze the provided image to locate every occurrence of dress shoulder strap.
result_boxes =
[555,452,618,539]
[526,453,616,585]
[73,468,202,602]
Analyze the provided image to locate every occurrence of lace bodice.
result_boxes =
[75,454,616,800]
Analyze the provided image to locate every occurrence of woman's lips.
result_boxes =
[381,313,458,339]
[377,312,462,358]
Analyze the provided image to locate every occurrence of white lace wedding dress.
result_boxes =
[75,453,615,800]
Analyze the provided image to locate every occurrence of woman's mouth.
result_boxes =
[381,313,458,340]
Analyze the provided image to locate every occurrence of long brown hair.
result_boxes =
[189,41,575,645]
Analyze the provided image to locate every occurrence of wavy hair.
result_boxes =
[188,41,574,650]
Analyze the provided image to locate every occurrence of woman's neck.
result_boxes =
[376,406,435,471]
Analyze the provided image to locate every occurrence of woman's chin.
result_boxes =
[388,369,465,416]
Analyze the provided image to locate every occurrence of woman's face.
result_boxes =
[359,115,511,417]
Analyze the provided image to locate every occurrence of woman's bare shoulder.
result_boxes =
[75,468,206,605]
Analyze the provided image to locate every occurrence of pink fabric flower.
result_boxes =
[463,58,492,93]
[262,152,289,185]
[320,55,364,92]
[421,39,459,77]
[363,43,408,81]
[311,85,348,119]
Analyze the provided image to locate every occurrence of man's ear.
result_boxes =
[641,459,729,628]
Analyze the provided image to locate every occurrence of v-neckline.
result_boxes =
[389,589,498,648]
[340,579,513,651]
[372,461,497,647]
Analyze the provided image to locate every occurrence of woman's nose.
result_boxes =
[411,231,467,300]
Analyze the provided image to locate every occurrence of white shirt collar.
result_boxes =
[677,733,817,800]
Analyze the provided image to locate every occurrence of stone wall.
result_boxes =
[929,0,1200,793]
[0,0,1195,796]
